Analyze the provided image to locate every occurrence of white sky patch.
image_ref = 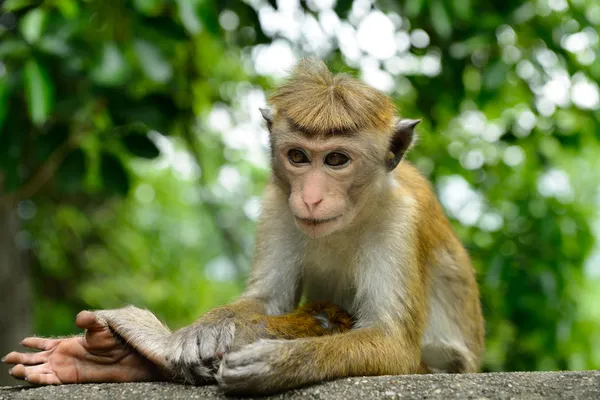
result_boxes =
[571,76,600,110]
[421,51,441,76]
[253,40,297,78]
[540,70,571,107]
[534,48,558,69]
[516,109,537,134]
[306,0,335,11]
[356,10,397,60]
[410,29,430,48]
[537,168,574,203]
[217,165,243,193]
[135,183,156,204]
[360,57,394,93]
[548,0,568,12]
[438,175,484,226]
[496,25,517,46]
[395,31,411,53]
[536,97,556,116]
[563,32,590,53]
[318,8,341,38]
[336,22,362,63]
[478,212,504,232]
[503,145,526,167]
[301,13,331,57]
[208,104,233,132]
[243,196,263,221]
[461,110,487,135]
[461,149,485,170]
[348,0,373,26]
[219,10,239,31]
[204,256,237,282]
[172,150,200,180]
[482,122,505,142]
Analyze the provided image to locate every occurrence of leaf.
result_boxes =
[139,15,188,41]
[54,0,80,19]
[333,0,353,19]
[122,134,160,159]
[452,0,471,20]
[483,61,509,90]
[430,0,452,39]
[405,0,425,18]
[177,0,202,34]
[0,38,30,60]
[100,152,130,196]
[23,58,55,126]
[90,43,129,86]
[133,40,173,83]
[0,77,9,131]
[19,7,46,43]
[57,148,86,193]
[2,0,35,12]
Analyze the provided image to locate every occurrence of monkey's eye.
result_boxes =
[324,152,350,167]
[288,149,310,165]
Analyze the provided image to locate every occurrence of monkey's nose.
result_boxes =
[304,199,323,213]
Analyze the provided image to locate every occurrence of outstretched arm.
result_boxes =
[2,302,352,385]
[3,310,166,385]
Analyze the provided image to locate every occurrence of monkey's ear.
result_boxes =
[259,107,274,130]
[386,119,421,171]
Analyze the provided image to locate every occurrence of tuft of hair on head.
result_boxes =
[268,58,397,135]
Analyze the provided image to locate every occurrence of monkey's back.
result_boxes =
[394,161,485,372]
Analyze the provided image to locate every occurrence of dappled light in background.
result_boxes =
[1,0,600,383]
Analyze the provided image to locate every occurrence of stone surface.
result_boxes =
[1,371,599,399]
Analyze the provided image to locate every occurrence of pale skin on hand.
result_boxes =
[2,311,162,385]
[3,58,484,394]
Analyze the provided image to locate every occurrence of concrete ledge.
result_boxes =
[1,371,599,399]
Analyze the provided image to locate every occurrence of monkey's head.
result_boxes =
[260,58,420,239]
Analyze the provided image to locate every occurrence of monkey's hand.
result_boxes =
[217,339,311,395]
[2,311,163,385]
[167,307,242,384]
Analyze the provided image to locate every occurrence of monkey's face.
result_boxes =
[274,133,387,239]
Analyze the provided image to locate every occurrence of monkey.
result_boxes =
[3,302,353,385]
[3,58,484,394]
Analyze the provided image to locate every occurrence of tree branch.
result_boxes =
[0,135,80,206]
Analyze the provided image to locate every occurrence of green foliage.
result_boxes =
[1,0,599,374]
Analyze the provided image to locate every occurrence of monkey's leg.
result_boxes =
[217,327,421,395]
[2,310,164,385]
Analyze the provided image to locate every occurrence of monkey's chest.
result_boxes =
[302,249,358,314]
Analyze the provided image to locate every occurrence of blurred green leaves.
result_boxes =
[23,58,54,126]
[100,152,130,196]
[1,0,599,375]
[123,134,160,159]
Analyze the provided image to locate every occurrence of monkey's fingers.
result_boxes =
[2,350,50,366]
[20,337,63,351]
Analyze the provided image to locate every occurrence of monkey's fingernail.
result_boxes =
[24,377,28,381]
[1,357,5,363]
[8,368,13,375]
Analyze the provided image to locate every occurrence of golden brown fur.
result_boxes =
[269,58,396,134]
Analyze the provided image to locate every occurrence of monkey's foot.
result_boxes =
[2,311,163,385]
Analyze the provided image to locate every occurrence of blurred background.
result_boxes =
[1,0,599,386]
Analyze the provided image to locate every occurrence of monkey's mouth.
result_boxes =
[295,215,341,226]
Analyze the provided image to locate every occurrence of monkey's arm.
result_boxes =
[217,326,424,395]
[3,303,352,385]
[218,238,427,395]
